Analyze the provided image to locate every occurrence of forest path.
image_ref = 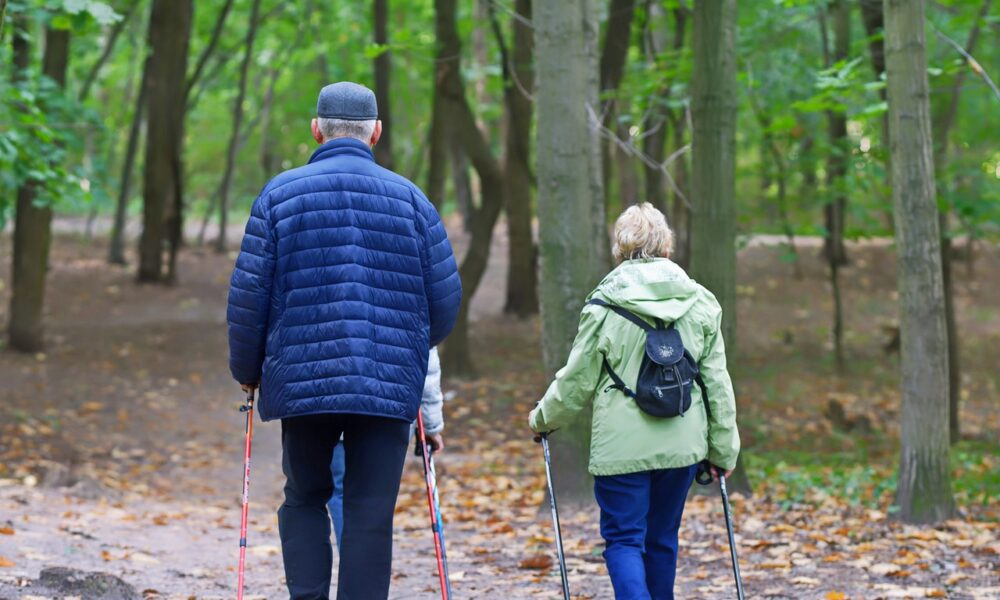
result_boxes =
[0,224,998,599]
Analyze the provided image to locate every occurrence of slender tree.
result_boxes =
[598,0,637,211]
[689,0,751,494]
[821,1,849,269]
[109,57,149,265]
[137,0,192,282]
[496,0,538,318]
[216,0,263,253]
[821,0,850,368]
[373,0,393,169]
[884,0,955,524]
[434,0,506,376]
[689,0,737,347]
[8,23,70,352]
[642,5,690,266]
[932,0,992,444]
[534,0,608,500]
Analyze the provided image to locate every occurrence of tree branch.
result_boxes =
[184,0,236,101]
[79,1,138,103]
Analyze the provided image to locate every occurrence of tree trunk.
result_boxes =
[215,0,263,253]
[109,58,150,265]
[449,138,474,233]
[258,65,279,175]
[599,0,637,213]
[426,78,448,210]
[690,1,737,347]
[434,0,507,377]
[821,0,850,368]
[822,1,849,269]
[931,0,991,445]
[689,0,750,495]
[884,0,955,524]
[499,0,538,317]
[8,26,70,353]
[668,109,691,270]
[138,0,193,282]
[373,0,394,169]
[534,0,608,502]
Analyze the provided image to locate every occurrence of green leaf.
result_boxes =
[363,43,390,60]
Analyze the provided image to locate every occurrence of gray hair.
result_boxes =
[317,117,376,143]
[612,202,674,263]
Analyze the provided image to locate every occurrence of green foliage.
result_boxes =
[745,439,998,510]
[0,59,89,227]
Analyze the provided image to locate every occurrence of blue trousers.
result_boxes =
[593,465,698,600]
[278,414,409,600]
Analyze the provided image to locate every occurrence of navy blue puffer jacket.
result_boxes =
[227,138,461,422]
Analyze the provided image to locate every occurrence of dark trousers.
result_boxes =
[594,465,698,600]
[278,413,410,600]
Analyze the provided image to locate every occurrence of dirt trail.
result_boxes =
[1,222,998,599]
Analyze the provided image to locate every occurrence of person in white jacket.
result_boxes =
[327,347,445,546]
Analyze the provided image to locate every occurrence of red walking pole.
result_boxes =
[236,388,255,600]
[416,411,452,599]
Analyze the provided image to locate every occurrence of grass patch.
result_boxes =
[744,439,998,517]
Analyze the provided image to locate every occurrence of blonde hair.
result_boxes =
[612,203,674,263]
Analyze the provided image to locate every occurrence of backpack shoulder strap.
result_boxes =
[600,356,636,399]
[587,298,655,332]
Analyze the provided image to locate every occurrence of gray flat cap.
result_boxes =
[316,82,378,121]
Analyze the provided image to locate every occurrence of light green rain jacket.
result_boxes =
[529,258,740,476]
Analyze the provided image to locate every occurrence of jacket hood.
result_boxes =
[591,258,699,322]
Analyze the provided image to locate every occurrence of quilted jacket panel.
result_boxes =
[227,138,461,422]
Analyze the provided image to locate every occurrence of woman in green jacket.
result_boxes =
[529,203,740,600]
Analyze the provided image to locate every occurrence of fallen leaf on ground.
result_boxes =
[519,554,554,570]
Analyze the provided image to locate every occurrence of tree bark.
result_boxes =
[668,108,691,269]
[434,0,506,377]
[8,26,70,353]
[821,0,851,368]
[884,0,955,524]
[932,0,991,445]
[138,0,193,282]
[426,75,448,210]
[689,0,750,495]
[534,0,608,502]
[822,1,849,269]
[108,5,150,266]
[373,0,394,169]
[497,0,538,318]
[215,0,263,253]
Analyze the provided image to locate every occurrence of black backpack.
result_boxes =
[587,298,708,419]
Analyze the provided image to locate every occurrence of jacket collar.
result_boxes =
[308,137,375,164]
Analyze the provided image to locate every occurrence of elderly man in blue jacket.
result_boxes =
[226,81,461,600]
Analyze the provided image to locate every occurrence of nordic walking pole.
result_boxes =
[719,473,745,600]
[416,410,452,600]
[536,433,570,600]
[696,462,745,600]
[236,388,255,600]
